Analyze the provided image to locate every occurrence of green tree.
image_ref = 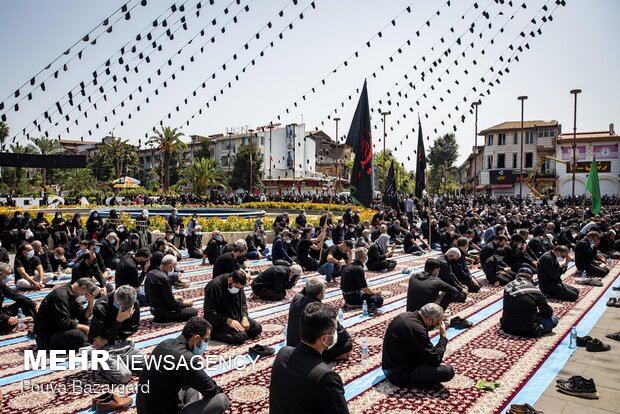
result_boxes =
[193,136,214,159]
[87,137,138,182]
[28,136,63,188]
[2,144,36,194]
[55,169,99,195]
[0,121,8,150]
[177,157,229,195]
[373,150,415,194]
[230,143,263,191]
[148,126,187,192]
[428,133,459,195]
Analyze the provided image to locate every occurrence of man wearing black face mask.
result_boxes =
[115,248,152,307]
[382,303,454,388]
[270,302,348,414]
[203,270,262,344]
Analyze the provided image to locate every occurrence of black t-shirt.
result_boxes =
[296,239,313,262]
[14,255,42,280]
[320,245,346,266]
[340,261,368,293]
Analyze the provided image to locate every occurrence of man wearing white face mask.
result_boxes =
[270,302,348,414]
[0,263,37,333]
[33,277,98,351]
[145,255,197,323]
[382,303,454,388]
[14,243,52,290]
[203,270,262,344]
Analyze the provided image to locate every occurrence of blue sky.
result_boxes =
[1,0,618,169]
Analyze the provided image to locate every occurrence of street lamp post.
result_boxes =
[268,122,275,192]
[334,117,341,190]
[472,100,481,191]
[517,96,528,199]
[248,128,254,194]
[227,131,233,174]
[570,89,582,202]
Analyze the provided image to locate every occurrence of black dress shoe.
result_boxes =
[585,338,611,352]
[450,316,473,330]
[248,344,275,359]
[576,335,592,347]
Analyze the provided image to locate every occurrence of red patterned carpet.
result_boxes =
[0,255,617,414]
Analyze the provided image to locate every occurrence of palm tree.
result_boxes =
[178,157,229,194]
[55,169,99,195]
[0,121,9,151]
[148,126,187,192]
[28,136,63,189]
[8,143,36,193]
[102,136,136,179]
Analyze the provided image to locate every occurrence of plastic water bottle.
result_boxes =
[581,270,587,279]
[608,257,612,268]
[338,307,344,324]
[361,338,368,365]
[569,326,577,349]
[17,308,24,331]
[283,323,288,340]
[362,300,368,317]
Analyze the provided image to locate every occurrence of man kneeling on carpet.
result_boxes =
[145,254,197,323]
[382,303,455,388]
[136,317,230,414]
[89,285,146,384]
[203,270,262,344]
[537,246,580,302]
[250,264,302,301]
[287,277,352,361]
[0,263,37,334]
[340,247,384,313]
[500,272,558,338]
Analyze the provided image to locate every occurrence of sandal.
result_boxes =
[606,332,620,342]
[607,297,618,307]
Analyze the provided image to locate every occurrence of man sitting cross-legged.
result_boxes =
[340,247,384,313]
[250,264,302,301]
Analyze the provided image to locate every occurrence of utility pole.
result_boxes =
[472,100,481,192]
[334,117,341,190]
[570,89,582,202]
[517,96,528,199]
[227,131,233,174]
[248,128,254,194]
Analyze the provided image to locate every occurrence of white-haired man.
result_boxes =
[251,265,302,301]
[145,255,197,323]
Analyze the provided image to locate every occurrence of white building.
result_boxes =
[556,124,620,197]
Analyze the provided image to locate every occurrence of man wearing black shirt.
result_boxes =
[296,228,325,271]
[115,248,151,307]
[136,317,229,414]
[340,247,384,313]
[286,277,352,361]
[202,230,227,265]
[251,265,302,301]
[146,255,197,323]
[382,303,454,387]
[99,232,121,270]
[318,240,353,283]
[14,243,51,290]
[575,231,609,278]
[273,213,289,235]
[89,285,145,384]
[407,258,466,312]
[187,224,204,259]
[71,251,108,296]
[33,278,99,351]
[166,208,185,249]
[295,210,307,228]
[270,302,349,414]
[203,270,262,344]
[0,263,37,333]
[537,246,579,302]
[212,241,246,277]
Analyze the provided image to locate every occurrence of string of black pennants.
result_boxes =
[8,0,219,144]
[397,0,566,169]
[0,0,149,120]
[157,0,318,138]
[368,0,525,141]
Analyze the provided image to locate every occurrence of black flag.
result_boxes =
[414,117,426,201]
[383,159,399,212]
[345,80,374,207]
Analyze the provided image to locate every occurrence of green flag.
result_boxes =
[585,157,601,214]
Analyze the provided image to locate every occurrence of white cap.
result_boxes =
[142,209,149,217]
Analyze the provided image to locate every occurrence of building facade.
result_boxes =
[477,120,560,197]
[455,145,484,194]
[555,124,620,197]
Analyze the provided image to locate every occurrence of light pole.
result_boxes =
[268,122,275,192]
[471,100,481,192]
[570,89,582,202]
[248,128,254,194]
[227,131,233,174]
[517,96,528,199]
[334,117,341,190]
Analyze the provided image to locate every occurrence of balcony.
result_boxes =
[537,136,554,151]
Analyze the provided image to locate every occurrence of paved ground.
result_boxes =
[534,290,620,414]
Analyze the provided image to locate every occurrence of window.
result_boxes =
[497,153,505,168]
[541,159,551,174]
[242,137,248,145]
[525,152,533,168]
[513,133,518,145]
[220,157,228,167]
[487,155,493,170]
[498,133,506,145]
[525,131,534,144]
[260,136,265,145]
[512,153,517,168]
[487,134,494,146]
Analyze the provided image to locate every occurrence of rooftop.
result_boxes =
[557,130,620,144]
[479,120,559,135]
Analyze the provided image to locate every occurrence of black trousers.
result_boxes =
[299,257,319,271]
[36,329,89,351]
[367,260,397,272]
[384,363,455,387]
[343,292,384,311]
[0,301,37,333]
[582,263,609,278]
[210,317,262,345]
[189,249,203,259]
[461,278,480,293]
[542,283,579,302]
[322,324,353,362]
[151,306,198,323]
[251,285,286,302]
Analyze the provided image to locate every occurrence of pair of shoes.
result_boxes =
[91,392,132,413]
[586,338,611,352]
[248,344,275,359]
[556,376,599,399]
[575,278,604,287]
[576,335,592,347]
[368,307,383,316]
[606,297,620,307]
[508,403,544,414]
[612,286,620,291]
[605,332,620,341]
[450,316,473,330]
[173,281,190,289]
